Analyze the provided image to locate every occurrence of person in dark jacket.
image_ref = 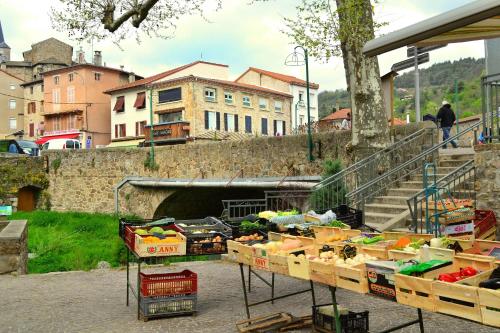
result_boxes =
[436,101,458,148]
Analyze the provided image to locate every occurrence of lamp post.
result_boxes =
[148,85,155,166]
[286,46,313,162]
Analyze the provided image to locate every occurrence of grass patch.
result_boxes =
[9,211,126,274]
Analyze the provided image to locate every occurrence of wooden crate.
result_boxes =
[454,239,500,264]
[432,277,483,322]
[388,250,417,261]
[382,232,434,242]
[478,285,500,327]
[395,273,437,312]
[453,253,496,272]
[227,240,252,266]
[334,263,368,293]
[312,226,344,244]
[287,254,310,280]
[268,253,289,276]
[133,233,187,257]
[309,260,336,286]
[358,244,391,260]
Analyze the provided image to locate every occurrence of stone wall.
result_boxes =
[474,143,500,238]
[0,220,28,275]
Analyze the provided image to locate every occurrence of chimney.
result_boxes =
[93,51,102,66]
[128,72,136,83]
[76,47,86,64]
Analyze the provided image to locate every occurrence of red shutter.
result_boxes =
[115,124,118,138]
[29,123,34,137]
[133,92,146,109]
[122,124,126,137]
[135,122,139,137]
[33,103,36,113]
[113,96,125,112]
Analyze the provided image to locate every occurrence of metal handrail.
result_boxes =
[346,120,481,201]
[313,127,429,189]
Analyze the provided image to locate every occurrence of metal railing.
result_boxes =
[221,199,266,220]
[311,127,436,211]
[346,120,481,213]
[482,72,500,142]
[407,160,476,233]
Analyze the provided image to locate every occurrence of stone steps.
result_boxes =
[363,203,408,215]
[387,188,422,197]
[399,181,424,189]
[372,196,410,206]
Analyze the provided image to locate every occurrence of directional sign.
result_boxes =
[391,53,429,72]
[407,44,447,57]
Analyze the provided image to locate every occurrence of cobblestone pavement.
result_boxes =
[0,261,498,333]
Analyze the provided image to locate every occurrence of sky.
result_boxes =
[0,0,486,91]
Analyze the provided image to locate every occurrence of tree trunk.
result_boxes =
[336,0,389,161]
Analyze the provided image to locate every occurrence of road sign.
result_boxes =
[391,53,429,72]
[407,44,447,57]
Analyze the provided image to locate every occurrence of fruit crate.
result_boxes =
[140,294,197,318]
[309,260,336,286]
[316,205,363,229]
[233,230,268,243]
[334,263,369,294]
[287,254,310,280]
[268,253,289,275]
[186,232,228,255]
[140,270,197,297]
[312,226,361,247]
[478,278,500,328]
[119,217,175,240]
[175,217,232,237]
[133,232,187,257]
[474,209,497,238]
[124,224,184,253]
[227,240,253,266]
[312,304,369,333]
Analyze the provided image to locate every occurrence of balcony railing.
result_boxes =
[143,121,190,145]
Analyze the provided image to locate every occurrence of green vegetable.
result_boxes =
[240,220,266,233]
[363,236,384,244]
[328,220,347,228]
[276,209,300,216]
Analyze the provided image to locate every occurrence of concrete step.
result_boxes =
[438,153,475,161]
[439,159,474,168]
[399,181,424,189]
[411,174,447,181]
[387,188,422,197]
[372,196,410,206]
[365,210,411,231]
[364,203,409,215]
[364,212,398,225]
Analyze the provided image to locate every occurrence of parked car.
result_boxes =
[0,139,40,156]
[41,139,81,150]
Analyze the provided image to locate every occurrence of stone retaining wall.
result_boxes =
[0,220,28,275]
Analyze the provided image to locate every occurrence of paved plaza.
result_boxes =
[0,261,498,333]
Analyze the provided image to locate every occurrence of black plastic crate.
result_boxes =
[140,294,197,317]
[312,304,369,333]
[118,216,175,240]
[186,232,228,255]
[316,205,363,229]
[175,217,232,237]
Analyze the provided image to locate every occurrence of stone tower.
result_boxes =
[0,20,11,62]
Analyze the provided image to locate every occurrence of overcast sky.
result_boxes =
[0,0,485,91]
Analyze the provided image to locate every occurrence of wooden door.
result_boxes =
[17,187,36,212]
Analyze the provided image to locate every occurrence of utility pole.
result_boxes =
[414,47,420,122]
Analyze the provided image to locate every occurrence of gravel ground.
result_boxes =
[0,260,498,333]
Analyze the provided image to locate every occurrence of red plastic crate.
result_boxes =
[474,210,497,237]
[140,270,197,297]
[124,224,184,252]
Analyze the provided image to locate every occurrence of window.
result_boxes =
[30,86,34,94]
[274,120,286,136]
[94,73,101,81]
[259,98,268,110]
[9,84,15,90]
[9,99,16,109]
[41,84,44,92]
[274,100,283,112]
[204,88,216,102]
[309,93,315,107]
[134,92,146,109]
[28,102,36,114]
[159,111,183,123]
[66,140,75,149]
[69,73,74,82]
[158,87,181,103]
[245,116,252,133]
[242,95,251,107]
[68,114,76,129]
[114,123,126,138]
[54,76,60,85]
[54,116,61,131]
[224,113,238,132]
[204,111,220,130]
[298,91,304,101]
[299,116,304,125]
[135,121,147,136]
[67,86,75,103]
[224,92,233,104]
[52,89,60,103]
[113,96,125,112]
[29,123,34,137]
[261,118,268,135]
[9,117,17,130]
[310,116,315,122]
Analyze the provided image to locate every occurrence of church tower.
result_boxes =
[0,20,11,62]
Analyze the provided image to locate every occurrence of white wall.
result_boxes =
[110,89,149,139]
[157,62,229,82]
[290,85,319,130]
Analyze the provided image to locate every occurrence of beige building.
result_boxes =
[0,69,24,138]
[20,79,44,140]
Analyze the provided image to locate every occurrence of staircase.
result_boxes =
[363,149,475,231]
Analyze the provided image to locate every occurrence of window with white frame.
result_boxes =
[274,100,283,112]
[242,95,251,107]
[205,111,218,130]
[274,120,285,136]
[9,84,15,90]
[259,97,268,110]
[159,111,183,123]
[9,99,16,109]
[8,117,17,129]
[298,91,304,102]
[54,116,61,131]
[224,92,233,104]
[54,76,60,85]
[204,88,216,102]
[309,93,315,107]
[53,89,60,111]
[67,86,75,103]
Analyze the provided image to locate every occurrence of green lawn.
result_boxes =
[9,211,126,274]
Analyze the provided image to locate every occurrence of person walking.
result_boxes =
[436,101,458,148]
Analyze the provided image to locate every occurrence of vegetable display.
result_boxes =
[438,266,478,282]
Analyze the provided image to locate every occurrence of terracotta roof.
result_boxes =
[0,69,24,82]
[42,63,142,78]
[235,67,319,89]
[152,75,294,98]
[321,108,351,121]
[105,61,228,94]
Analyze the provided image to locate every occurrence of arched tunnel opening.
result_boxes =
[153,187,266,219]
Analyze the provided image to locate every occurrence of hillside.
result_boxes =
[318,57,485,121]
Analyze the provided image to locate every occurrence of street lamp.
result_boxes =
[286,46,313,162]
[294,99,305,134]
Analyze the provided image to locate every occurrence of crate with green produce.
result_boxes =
[314,205,363,229]
[232,220,268,241]
[175,217,232,237]
[311,226,361,250]
[333,233,391,260]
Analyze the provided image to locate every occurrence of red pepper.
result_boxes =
[460,267,477,277]
[451,272,462,281]
[438,274,458,282]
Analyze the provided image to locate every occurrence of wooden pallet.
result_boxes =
[236,313,293,333]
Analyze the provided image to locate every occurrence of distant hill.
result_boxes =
[318,57,486,121]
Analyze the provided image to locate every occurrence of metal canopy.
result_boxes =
[363,0,500,57]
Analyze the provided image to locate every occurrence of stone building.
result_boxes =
[20,79,44,140]
[0,70,24,139]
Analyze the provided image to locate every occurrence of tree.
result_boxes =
[283,0,389,158]
[51,0,221,42]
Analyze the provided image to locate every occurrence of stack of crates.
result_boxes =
[139,270,198,318]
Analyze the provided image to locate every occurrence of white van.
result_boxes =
[42,139,82,150]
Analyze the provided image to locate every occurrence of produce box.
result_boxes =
[140,270,197,297]
[227,240,253,266]
[140,294,197,317]
[439,207,475,225]
[388,250,418,261]
[382,231,434,242]
[423,198,473,211]
[474,210,497,239]
[477,275,500,328]
[366,260,400,301]
[124,224,183,251]
[334,263,369,294]
[268,253,289,275]
[440,221,474,236]
[119,217,175,240]
[133,232,187,257]
[176,216,232,237]
[458,239,500,264]
[316,205,363,229]
[186,233,227,255]
[309,260,335,286]
[311,226,361,246]
[287,254,310,280]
